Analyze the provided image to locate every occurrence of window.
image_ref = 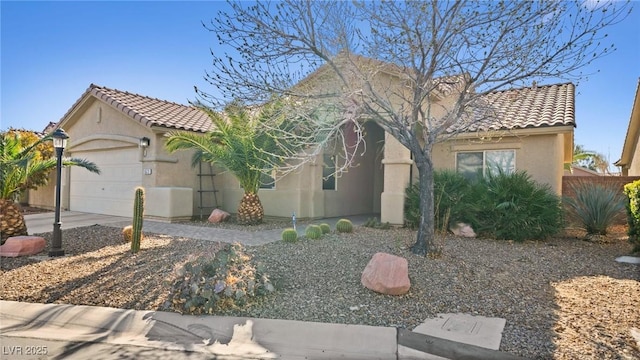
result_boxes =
[456,150,515,180]
[322,154,336,190]
[260,171,276,189]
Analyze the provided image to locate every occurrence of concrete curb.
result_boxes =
[0,301,396,359]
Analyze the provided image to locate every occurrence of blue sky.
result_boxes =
[2,1,639,168]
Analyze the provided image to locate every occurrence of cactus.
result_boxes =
[305,224,322,239]
[336,218,353,233]
[122,225,133,242]
[319,223,331,234]
[131,187,145,253]
[281,228,298,242]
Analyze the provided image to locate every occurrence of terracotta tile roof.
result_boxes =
[450,82,575,133]
[62,81,573,135]
[62,84,213,132]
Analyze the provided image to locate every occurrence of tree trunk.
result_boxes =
[410,154,436,256]
[0,199,28,244]
[237,192,264,225]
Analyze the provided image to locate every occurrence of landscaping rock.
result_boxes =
[450,222,476,238]
[208,209,231,223]
[0,236,46,257]
[361,252,410,295]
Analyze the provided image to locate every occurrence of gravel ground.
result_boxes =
[0,223,638,359]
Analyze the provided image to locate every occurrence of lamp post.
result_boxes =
[49,128,69,257]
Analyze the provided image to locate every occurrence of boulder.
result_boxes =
[361,252,410,295]
[0,236,46,257]
[208,209,231,223]
[450,222,476,238]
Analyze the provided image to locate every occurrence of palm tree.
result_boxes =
[165,101,303,225]
[0,130,100,242]
[568,144,610,173]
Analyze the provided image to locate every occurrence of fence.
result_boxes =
[562,176,640,225]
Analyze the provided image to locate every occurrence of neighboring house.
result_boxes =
[564,165,603,177]
[614,78,640,175]
[29,76,575,224]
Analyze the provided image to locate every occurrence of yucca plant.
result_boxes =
[1,130,100,242]
[165,100,308,225]
[564,181,626,235]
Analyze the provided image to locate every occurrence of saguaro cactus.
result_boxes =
[131,187,145,253]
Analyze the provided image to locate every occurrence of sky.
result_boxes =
[2,1,640,169]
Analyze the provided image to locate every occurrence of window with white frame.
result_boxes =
[456,150,515,180]
[322,154,336,190]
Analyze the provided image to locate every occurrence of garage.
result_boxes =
[69,146,142,216]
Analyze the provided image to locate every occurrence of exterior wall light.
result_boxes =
[139,137,151,148]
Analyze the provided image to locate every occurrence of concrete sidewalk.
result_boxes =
[1,300,396,359]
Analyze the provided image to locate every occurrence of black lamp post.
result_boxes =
[49,128,69,257]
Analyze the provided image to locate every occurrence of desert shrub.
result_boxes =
[469,170,563,241]
[165,243,274,315]
[363,217,391,229]
[405,170,472,231]
[305,224,323,239]
[281,228,298,242]
[335,219,353,233]
[404,183,421,229]
[319,223,331,234]
[564,181,626,235]
[624,180,640,253]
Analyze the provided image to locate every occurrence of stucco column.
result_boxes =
[380,133,413,224]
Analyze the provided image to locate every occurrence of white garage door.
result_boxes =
[69,147,142,216]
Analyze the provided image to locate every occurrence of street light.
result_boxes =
[49,128,69,257]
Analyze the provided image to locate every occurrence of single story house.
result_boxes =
[28,67,575,224]
[615,78,640,175]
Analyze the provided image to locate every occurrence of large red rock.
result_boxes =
[361,252,410,295]
[0,236,46,257]
[208,209,231,223]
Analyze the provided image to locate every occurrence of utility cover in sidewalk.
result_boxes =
[412,313,506,350]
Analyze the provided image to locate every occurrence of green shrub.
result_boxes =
[363,217,391,229]
[281,228,298,242]
[319,223,331,234]
[335,219,353,233]
[404,170,472,231]
[305,224,323,239]
[164,243,274,315]
[564,181,626,235]
[624,180,640,253]
[404,183,421,230]
[469,170,563,241]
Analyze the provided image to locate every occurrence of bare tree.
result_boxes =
[198,0,631,256]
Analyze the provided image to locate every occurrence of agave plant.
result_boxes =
[564,181,626,235]
[0,130,100,242]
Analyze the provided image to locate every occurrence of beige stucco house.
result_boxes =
[28,73,575,224]
[615,78,640,175]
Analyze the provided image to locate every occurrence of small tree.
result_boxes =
[165,100,310,224]
[0,129,100,241]
[201,0,631,255]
